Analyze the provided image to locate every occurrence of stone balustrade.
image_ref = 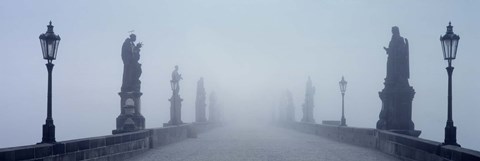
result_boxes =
[0,123,217,161]
[282,122,480,161]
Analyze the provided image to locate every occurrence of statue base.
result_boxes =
[166,93,183,126]
[195,108,207,123]
[377,83,419,135]
[113,114,145,134]
[301,106,315,123]
[113,91,145,134]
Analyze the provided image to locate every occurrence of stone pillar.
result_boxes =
[165,93,183,126]
[113,92,145,134]
[301,77,316,123]
[195,78,207,122]
[376,26,421,137]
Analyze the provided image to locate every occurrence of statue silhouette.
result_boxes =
[121,34,143,92]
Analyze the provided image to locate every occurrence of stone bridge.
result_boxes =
[2,21,480,161]
[1,121,480,161]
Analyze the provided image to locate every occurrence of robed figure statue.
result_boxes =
[377,26,420,137]
[114,33,145,134]
[121,34,143,92]
[384,26,409,84]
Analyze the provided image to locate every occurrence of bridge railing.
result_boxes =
[281,121,480,161]
[0,122,217,161]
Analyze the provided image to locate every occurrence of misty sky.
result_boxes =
[1,0,479,151]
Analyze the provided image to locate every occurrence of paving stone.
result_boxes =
[130,123,400,161]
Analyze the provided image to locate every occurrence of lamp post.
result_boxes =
[339,76,347,126]
[440,22,460,147]
[39,21,61,144]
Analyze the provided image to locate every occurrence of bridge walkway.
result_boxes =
[130,123,400,161]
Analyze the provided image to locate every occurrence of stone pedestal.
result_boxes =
[164,94,183,126]
[113,92,145,134]
[301,104,315,123]
[196,106,207,122]
[377,84,420,137]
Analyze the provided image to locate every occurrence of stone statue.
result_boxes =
[301,76,316,123]
[121,34,143,92]
[377,26,420,137]
[165,65,184,126]
[195,77,207,122]
[384,26,409,84]
[171,65,182,94]
[114,33,145,134]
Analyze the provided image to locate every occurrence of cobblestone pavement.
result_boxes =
[130,123,400,161]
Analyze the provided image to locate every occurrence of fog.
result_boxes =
[1,0,479,151]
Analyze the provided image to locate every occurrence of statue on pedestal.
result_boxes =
[301,76,316,123]
[195,77,207,122]
[113,33,145,134]
[377,26,420,137]
[165,65,184,126]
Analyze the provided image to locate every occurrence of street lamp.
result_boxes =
[440,22,460,147]
[339,76,347,126]
[39,21,61,144]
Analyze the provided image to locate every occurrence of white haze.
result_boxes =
[1,0,479,151]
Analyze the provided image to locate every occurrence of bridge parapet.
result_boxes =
[282,122,480,161]
[0,123,217,161]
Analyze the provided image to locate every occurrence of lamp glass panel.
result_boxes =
[442,39,452,59]
[40,39,47,59]
[451,38,459,59]
[53,39,59,59]
[47,42,54,59]
[441,39,447,60]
